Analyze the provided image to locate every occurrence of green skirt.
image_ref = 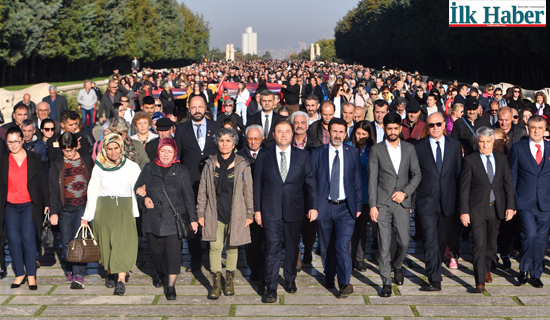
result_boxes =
[92,196,138,274]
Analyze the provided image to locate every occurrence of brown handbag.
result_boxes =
[66,226,101,263]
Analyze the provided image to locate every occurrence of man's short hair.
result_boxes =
[48,85,58,92]
[245,124,264,138]
[476,126,494,139]
[13,102,28,113]
[142,96,155,105]
[328,118,347,131]
[342,101,356,111]
[394,97,407,106]
[21,119,35,130]
[374,99,389,109]
[223,98,234,106]
[383,112,402,127]
[528,115,546,126]
[320,100,335,112]
[260,90,276,99]
[60,110,79,123]
[304,95,319,104]
[273,118,294,133]
[290,111,311,126]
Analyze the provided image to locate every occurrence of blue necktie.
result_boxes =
[486,155,495,202]
[436,141,443,174]
[330,150,340,200]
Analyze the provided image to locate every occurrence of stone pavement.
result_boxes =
[2,220,550,319]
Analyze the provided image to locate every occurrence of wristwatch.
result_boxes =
[401,191,408,199]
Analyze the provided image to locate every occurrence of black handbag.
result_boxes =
[41,211,54,248]
[161,180,196,239]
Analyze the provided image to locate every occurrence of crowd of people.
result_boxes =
[0,60,549,303]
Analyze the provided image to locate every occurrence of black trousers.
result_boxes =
[418,202,454,283]
[245,221,265,278]
[350,204,370,262]
[497,214,520,257]
[147,234,182,275]
[296,216,317,270]
[470,205,500,284]
[448,212,464,259]
[263,219,302,292]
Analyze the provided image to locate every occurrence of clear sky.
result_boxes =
[183,0,360,59]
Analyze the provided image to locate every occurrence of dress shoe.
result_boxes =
[105,274,116,288]
[186,261,202,272]
[338,284,353,299]
[283,280,297,293]
[531,278,544,288]
[153,272,164,288]
[517,271,529,285]
[421,282,441,291]
[11,276,27,289]
[393,268,404,285]
[0,263,8,280]
[501,256,511,270]
[490,260,497,270]
[379,285,392,297]
[262,290,277,303]
[474,283,485,293]
[324,277,336,289]
[355,261,367,272]
[485,272,493,283]
[302,253,313,265]
[114,282,125,296]
[165,286,176,300]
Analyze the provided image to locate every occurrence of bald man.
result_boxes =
[496,106,528,152]
[17,93,37,120]
[34,102,61,140]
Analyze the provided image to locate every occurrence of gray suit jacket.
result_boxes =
[368,139,422,209]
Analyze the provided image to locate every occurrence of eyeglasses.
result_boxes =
[247,137,262,142]
[514,90,520,93]
[490,109,498,113]
[417,90,423,92]
[7,140,21,145]
[42,127,55,132]
[513,115,519,119]
[427,122,443,128]
[155,104,162,107]
[495,94,502,96]
[120,99,129,102]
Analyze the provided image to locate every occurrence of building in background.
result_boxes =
[242,27,257,55]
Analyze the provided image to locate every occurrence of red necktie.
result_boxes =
[536,144,542,165]
[253,152,257,158]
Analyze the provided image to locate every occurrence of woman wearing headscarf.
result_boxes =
[81,133,141,296]
[109,117,149,170]
[196,127,254,299]
[134,138,198,300]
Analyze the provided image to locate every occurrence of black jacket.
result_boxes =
[529,102,550,118]
[48,151,93,216]
[494,123,528,153]
[282,83,300,105]
[42,95,69,121]
[304,84,324,103]
[135,162,197,236]
[217,112,245,134]
[419,104,445,123]
[47,132,92,166]
[246,111,285,147]
[145,137,160,162]
[450,116,492,156]
[0,151,49,238]
[307,120,327,147]
[160,89,175,113]
[98,91,124,119]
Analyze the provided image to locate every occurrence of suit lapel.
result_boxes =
[271,147,283,182]
[379,142,397,175]
[440,136,453,175]
[397,142,407,176]
[473,153,492,185]
[322,145,330,184]
[187,121,201,151]
[286,147,300,182]
[541,140,550,173]
[423,138,438,174]
[523,140,539,173]
[204,120,214,148]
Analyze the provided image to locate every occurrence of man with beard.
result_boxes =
[308,101,335,146]
[368,112,422,297]
[305,95,321,123]
[174,95,221,272]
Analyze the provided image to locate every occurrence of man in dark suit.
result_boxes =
[98,81,124,122]
[368,112,422,297]
[42,86,68,121]
[237,125,265,282]
[482,100,500,126]
[247,90,284,147]
[460,126,515,293]
[131,56,140,72]
[453,84,468,106]
[174,95,221,272]
[311,118,362,298]
[254,119,318,303]
[415,113,462,291]
[510,115,550,288]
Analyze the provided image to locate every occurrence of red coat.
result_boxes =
[401,119,426,143]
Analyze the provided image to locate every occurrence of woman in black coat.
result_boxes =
[159,83,175,115]
[0,126,49,290]
[134,138,197,300]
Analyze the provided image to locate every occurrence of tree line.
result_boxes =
[0,0,210,86]
[334,0,549,87]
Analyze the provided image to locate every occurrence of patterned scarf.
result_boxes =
[122,135,137,161]
[154,138,180,168]
[95,133,126,171]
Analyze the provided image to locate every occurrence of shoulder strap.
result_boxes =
[160,179,179,220]
[462,118,477,138]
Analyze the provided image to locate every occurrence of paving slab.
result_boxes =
[393,318,504,320]
[517,296,550,305]
[0,285,54,295]
[285,295,365,305]
[41,305,230,317]
[9,295,155,305]
[158,295,263,304]
[398,285,473,295]
[487,286,550,296]
[369,295,516,305]
[52,285,164,295]
[167,318,384,320]
[236,305,413,317]
[0,306,41,316]
[6,318,162,320]
[416,306,550,317]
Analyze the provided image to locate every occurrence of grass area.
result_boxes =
[1,76,108,91]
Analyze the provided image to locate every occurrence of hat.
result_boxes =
[156,117,173,131]
[464,96,479,110]
[406,100,421,113]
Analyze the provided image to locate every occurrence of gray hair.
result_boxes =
[109,117,130,134]
[48,85,58,92]
[290,111,311,126]
[476,126,494,140]
[214,127,239,146]
[342,101,356,111]
[245,124,264,138]
[394,97,407,106]
[21,119,35,130]
[223,98,234,106]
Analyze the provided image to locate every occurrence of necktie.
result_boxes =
[195,124,203,149]
[264,115,270,139]
[536,144,542,165]
[486,155,495,202]
[280,151,287,182]
[253,152,257,158]
[436,141,442,174]
[330,150,340,200]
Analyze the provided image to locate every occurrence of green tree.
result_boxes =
[261,50,272,61]
[316,39,336,62]
[179,2,210,62]
[208,47,225,61]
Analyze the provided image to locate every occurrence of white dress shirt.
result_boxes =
[250,148,261,159]
[398,111,407,120]
[385,139,401,175]
[275,145,291,175]
[480,152,495,174]
[535,103,545,115]
[529,139,545,161]
[192,118,207,151]
[429,136,445,163]
[328,144,346,200]
[261,111,273,135]
[375,122,384,143]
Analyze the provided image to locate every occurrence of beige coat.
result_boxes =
[196,154,253,246]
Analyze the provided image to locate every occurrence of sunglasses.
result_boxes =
[513,115,519,119]
[155,104,162,107]
[120,99,129,102]
[427,122,443,128]
[495,94,502,96]
[42,127,55,132]
[514,90,520,93]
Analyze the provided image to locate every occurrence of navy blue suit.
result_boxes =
[311,144,362,286]
[510,139,550,278]
[253,145,317,291]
